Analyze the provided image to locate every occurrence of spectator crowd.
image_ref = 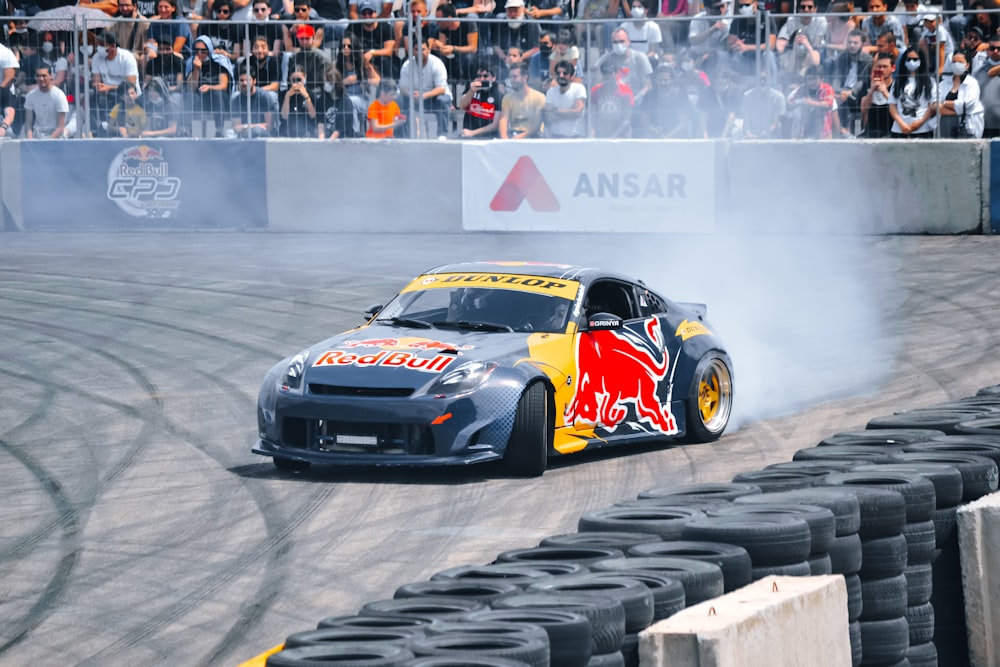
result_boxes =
[1,0,997,138]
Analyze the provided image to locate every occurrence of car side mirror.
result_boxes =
[364,304,383,320]
[584,312,623,331]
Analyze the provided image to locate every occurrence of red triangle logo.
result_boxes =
[489,156,560,212]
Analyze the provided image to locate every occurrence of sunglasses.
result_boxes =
[253,5,269,9]
[217,8,230,13]
[194,47,209,52]
[294,6,309,10]
[990,45,1000,50]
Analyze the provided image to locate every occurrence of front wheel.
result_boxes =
[504,383,551,477]
[686,352,734,442]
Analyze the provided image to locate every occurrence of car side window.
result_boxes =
[639,288,667,317]
[584,281,640,320]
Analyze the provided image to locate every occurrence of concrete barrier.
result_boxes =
[638,575,851,667]
[0,140,23,231]
[957,491,1000,667]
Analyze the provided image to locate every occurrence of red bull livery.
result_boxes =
[254,262,734,477]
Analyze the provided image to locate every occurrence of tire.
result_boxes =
[273,456,311,472]
[954,415,1000,438]
[734,487,862,537]
[493,592,626,656]
[359,597,488,623]
[866,410,983,435]
[685,352,733,442]
[318,616,434,632]
[678,515,813,566]
[906,602,935,645]
[404,658,532,667]
[904,440,1000,469]
[827,533,863,575]
[904,563,933,606]
[793,446,898,464]
[849,621,862,667]
[750,560,812,580]
[586,652,625,667]
[857,617,909,665]
[901,520,937,566]
[845,573,863,621]
[495,546,625,568]
[906,640,938,667]
[577,506,707,541]
[423,620,549,644]
[822,472,936,523]
[850,463,964,509]
[859,574,908,621]
[527,575,655,634]
[627,540,752,594]
[859,534,908,579]
[408,633,548,666]
[590,556,725,606]
[815,484,906,539]
[765,460,858,475]
[931,505,958,548]
[819,429,946,447]
[504,383,550,478]
[539,532,662,553]
[464,609,592,667]
[393,581,521,606]
[429,564,560,589]
[480,561,589,579]
[284,627,424,649]
[707,503,837,555]
[808,552,833,575]
[637,482,761,502]
[730,469,818,493]
[265,644,415,667]
[584,571,686,621]
[890,451,999,502]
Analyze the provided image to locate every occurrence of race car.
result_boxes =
[254,261,734,477]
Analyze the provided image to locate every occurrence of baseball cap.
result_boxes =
[296,24,315,38]
[506,0,525,7]
[358,0,379,12]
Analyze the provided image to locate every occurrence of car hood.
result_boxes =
[299,324,532,387]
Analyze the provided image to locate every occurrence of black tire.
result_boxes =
[627,540,752,594]
[954,415,1000,438]
[707,503,837,555]
[808,552,833,575]
[495,546,625,568]
[845,573,863,621]
[859,574,908,621]
[404,658,532,667]
[734,487,862,537]
[906,640,938,667]
[730,469,818,493]
[827,533,863,575]
[815,484,907,539]
[482,561,589,579]
[540,532,662,553]
[266,644,415,667]
[750,560,812,580]
[408,633,548,666]
[819,429,946,447]
[493,592,626,656]
[678,515,813,566]
[527,575,654,634]
[284,627,424,649]
[866,410,983,435]
[931,505,958,548]
[821,471,936,523]
[586,652,625,667]
[685,352,734,442]
[579,570,686,622]
[318,616,435,632]
[977,384,1000,396]
[906,602,935,645]
[273,456,311,472]
[359,597,488,623]
[857,617,909,665]
[890,451,999,502]
[423,621,549,645]
[577,507,707,541]
[620,633,639,667]
[765,460,858,475]
[793,446,898,464]
[590,556,725,606]
[849,621,862,667]
[904,563,933,606]
[614,497,732,512]
[850,463,964,509]
[394,581,521,605]
[504,383,550,478]
[429,564,560,588]
[904,440,1000,469]
[464,609,592,667]
[901,520,936,566]
[637,482,761,502]
[859,534,909,579]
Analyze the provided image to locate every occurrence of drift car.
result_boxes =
[254,262,734,477]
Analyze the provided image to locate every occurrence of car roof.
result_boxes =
[422,261,645,286]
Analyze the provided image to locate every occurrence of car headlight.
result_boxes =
[283,351,309,390]
[428,361,498,395]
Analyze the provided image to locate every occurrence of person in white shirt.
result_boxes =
[0,42,19,91]
[397,39,452,138]
[543,60,586,137]
[24,65,69,138]
[91,31,140,136]
[620,0,665,65]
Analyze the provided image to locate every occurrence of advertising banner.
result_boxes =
[461,141,716,233]
[20,141,267,229]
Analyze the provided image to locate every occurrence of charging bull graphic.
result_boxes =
[565,318,678,435]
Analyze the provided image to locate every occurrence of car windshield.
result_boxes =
[377,284,576,334]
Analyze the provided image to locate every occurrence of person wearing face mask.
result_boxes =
[595,28,652,102]
[492,0,542,63]
[17,33,68,95]
[620,0,665,65]
[888,46,937,137]
[688,0,731,68]
[543,60,586,137]
[319,66,361,138]
[726,0,776,77]
[938,52,984,137]
[974,36,1000,137]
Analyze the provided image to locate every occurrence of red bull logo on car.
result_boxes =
[313,349,456,373]
[564,318,678,435]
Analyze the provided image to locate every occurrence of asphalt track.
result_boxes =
[2,231,1000,666]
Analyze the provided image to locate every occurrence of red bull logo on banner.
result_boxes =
[107,145,182,219]
[565,318,678,435]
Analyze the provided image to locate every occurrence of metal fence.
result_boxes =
[0,5,993,139]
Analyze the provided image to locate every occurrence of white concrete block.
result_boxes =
[957,491,1000,667]
[639,575,851,667]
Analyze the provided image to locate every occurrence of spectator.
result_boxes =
[577,0,623,62]
[785,64,835,137]
[108,80,148,137]
[433,2,479,91]
[860,0,903,55]
[24,65,68,139]
[636,62,700,137]
[500,45,524,93]
[727,0,777,78]
[739,68,786,137]
[590,58,634,136]
[888,45,937,137]
[0,81,15,139]
[951,1,998,53]
[289,24,332,90]
[147,0,194,59]
[938,51,984,137]
[310,0,350,48]
[710,66,741,136]
[688,0,731,72]
[492,0,542,62]
[875,28,899,63]
[526,0,570,33]
[675,49,719,135]
[367,78,405,137]
[336,34,380,109]
[319,66,361,138]
[965,27,988,75]
[824,1,858,58]
[397,39,453,139]
[238,36,281,107]
[349,0,394,20]
[595,28,653,102]
[499,60,545,137]
[974,34,1000,137]
[543,60,586,136]
[246,0,285,55]
[281,64,320,136]
[186,34,233,136]
[826,28,871,134]
[232,65,275,136]
[918,13,953,78]
[858,50,895,136]
[144,35,186,95]
[200,0,241,62]
[459,57,503,138]
[138,75,180,136]
[548,28,579,83]
[660,0,690,49]
[395,0,435,80]
[283,0,325,51]
[112,0,151,66]
[621,0,666,65]
[528,31,555,90]
[895,0,927,47]
[777,0,827,62]
[92,31,141,137]
[351,0,398,80]
[0,40,19,92]
[18,32,68,94]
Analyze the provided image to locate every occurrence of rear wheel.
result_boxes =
[686,353,733,442]
[504,383,550,478]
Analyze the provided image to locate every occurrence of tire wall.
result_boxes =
[0,138,989,234]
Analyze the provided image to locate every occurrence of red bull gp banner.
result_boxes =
[19,141,267,229]
[461,142,718,234]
